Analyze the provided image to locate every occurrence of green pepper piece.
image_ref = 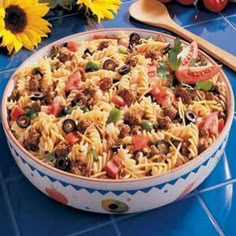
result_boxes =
[118,46,128,54]
[51,51,59,59]
[90,148,99,162]
[195,81,213,91]
[85,61,100,72]
[141,120,154,132]
[82,107,90,113]
[25,109,37,119]
[107,108,122,124]
[46,152,56,161]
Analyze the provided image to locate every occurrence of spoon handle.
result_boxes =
[166,21,236,71]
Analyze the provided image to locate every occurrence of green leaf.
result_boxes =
[168,38,183,71]
[89,148,99,162]
[189,58,196,67]
[199,58,208,66]
[45,152,56,161]
[195,81,213,91]
[173,38,183,54]
[157,61,170,79]
[168,51,181,71]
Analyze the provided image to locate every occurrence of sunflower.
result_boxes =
[0,0,51,54]
[78,0,121,23]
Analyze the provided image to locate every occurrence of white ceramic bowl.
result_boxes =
[1,28,234,214]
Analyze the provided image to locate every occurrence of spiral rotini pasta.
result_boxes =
[7,32,227,180]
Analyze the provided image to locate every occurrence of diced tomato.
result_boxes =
[110,95,127,107]
[65,133,80,146]
[132,135,149,152]
[203,112,219,136]
[103,155,121,178]
[93,34,105,40]
[151,87,175,108]
[10,106,25,121]
[49,103,62,117]
[66,41,79,52]
[175,65,222,84]
[118,38,129,48]
[218,118,225,133]
[148,65,157,78]
[65,69,82,92]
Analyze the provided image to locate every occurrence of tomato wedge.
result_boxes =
[132,135,149,151]
[103,155,121,178]
[202,112,219,136]
[65,69,82,92]
[110,95,127,107]
[151,87,175,108]
[218,118,225,133]
[65,133,80,146]
[10,106,24,121]
[66,41,79,52]
[178,41,198,68]
[175,64,222,84]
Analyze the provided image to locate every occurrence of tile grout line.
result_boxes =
[0,67,17,74]
[219,12,236,32]
[110,215,122,236]
[196,194,225,236]
[66,221,114,236]
[183,16,224,29]
[0,173,21,236]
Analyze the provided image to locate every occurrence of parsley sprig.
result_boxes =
[168,38,183,71]
[157,61,170,79]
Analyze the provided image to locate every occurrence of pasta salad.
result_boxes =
[7,32,226,179]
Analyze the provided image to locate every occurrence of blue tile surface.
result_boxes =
[6,178,111,236]
[0,1,236,235]
[0,181,18,236]
[116,196,218,236]
[200,183,236,235]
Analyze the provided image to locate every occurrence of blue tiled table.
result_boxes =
[0,1,236,235]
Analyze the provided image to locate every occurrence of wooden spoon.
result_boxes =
[129,0,236,71]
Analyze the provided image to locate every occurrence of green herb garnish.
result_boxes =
[118,46,128,54]
[25,109,37,119]
[51,51,59,59]
[89,148,99,161]
[199,58,208,66]
[189,59,196,67]
[168,38,183,71]
[195,81,213,91]
[82,107,90,113]
[141,120,154,132]
[157,61,170,79]
[46,152,56,161]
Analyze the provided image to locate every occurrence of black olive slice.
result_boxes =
[30,92,45,101]
[129,33,140,47]
[55,156,71,171]
[156,140,170,155]
[16,114,31,129]
[32,67,43,76]
[62,119,76,133]
[103,59,117,71]
[185,110,197,123]
[118,65,131,75]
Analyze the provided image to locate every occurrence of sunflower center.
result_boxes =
[5,5,27,33]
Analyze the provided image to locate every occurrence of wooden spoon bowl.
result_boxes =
[129,0,236,71]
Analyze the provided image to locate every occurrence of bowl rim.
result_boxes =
[1,28,235,184]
